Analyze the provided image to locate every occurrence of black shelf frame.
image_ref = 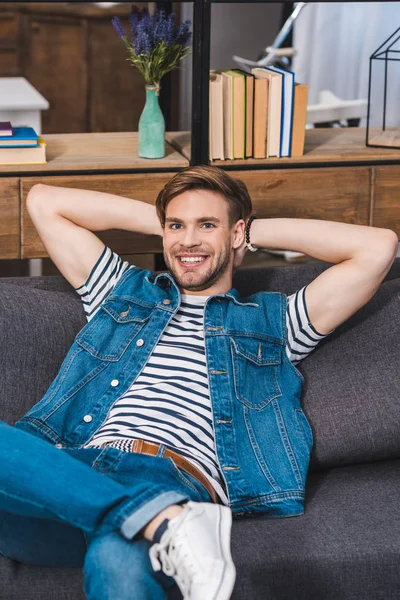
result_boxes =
[190,0,298,166]
[168,0,390,168]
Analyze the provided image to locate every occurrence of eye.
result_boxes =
[170,223,183,230]
[202,223,215,229]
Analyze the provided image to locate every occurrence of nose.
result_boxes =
[180,225,200,248]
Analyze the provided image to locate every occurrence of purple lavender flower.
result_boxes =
[153,19,168,45]
[175,20,192,48]
[111,16,126,40]
[156,7,166,23]
[134,17,151,55]
[112,4,192,84]
[166,13,176,46]
[128,8,140,43]
[142,32,152,55]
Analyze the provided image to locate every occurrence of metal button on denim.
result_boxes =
[111,379,119,387]
[55,443,63,449]
[136,339,144,347]
[83,415,93,423]
[163,299,170,305]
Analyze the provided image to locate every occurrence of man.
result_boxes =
[0,165,397,600]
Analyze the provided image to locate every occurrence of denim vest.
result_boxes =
[15,267,313,518]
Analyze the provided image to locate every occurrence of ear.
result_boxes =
[232,219,246,249]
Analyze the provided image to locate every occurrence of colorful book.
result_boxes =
[231,69,254,158]
[0,126,39,147]
[266,66,295,157]
[218,71,234,160]
[0,137,46,164]
[291,83,308,157]
[219,70,245,159]
[253,77,269,159]
[0,122,12,136]
[209,71,224,160]
[251,67,282,157]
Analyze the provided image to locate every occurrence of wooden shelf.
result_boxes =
[0,132,189,175]
[166,128,400,167]
[1,128,399,261]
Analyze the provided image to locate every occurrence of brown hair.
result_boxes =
[155,165,252,227]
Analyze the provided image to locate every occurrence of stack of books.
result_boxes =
[0,122,46,164]
[209,68,308,161]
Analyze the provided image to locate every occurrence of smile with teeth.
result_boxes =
[178,256,208,265]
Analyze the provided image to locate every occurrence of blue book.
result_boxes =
[0,126,39,148]
[266,66,295,157]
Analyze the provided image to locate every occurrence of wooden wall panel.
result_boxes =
[232,167,371,225]
[0,178,20,259]
[22,14,87,133]
[372,166,400,237]
[0,12,19,75]
[20,173,176,258]
[88,18,144,133]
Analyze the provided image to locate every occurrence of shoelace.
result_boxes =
[149,517,198,598]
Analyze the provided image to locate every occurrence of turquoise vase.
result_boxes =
[138,84,165,159]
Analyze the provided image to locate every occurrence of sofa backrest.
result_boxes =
[1,258,399,474]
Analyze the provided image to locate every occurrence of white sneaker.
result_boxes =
[148,501,236,600]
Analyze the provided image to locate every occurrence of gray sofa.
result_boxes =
[1,258,400,600]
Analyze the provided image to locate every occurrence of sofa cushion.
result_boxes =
[234,259,400,473]
[0,258,399,472]
[230,458,400,599]
[1,459,399,600]
[0,280,85,425]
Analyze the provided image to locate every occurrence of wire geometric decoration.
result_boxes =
[366,25,400,149]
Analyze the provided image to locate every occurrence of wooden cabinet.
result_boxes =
[0,3,181,133]
[373,167,400,233]
[20,173,175,259]
[0,178,19,259]
[0,129,399,262]
[231,167,371,225]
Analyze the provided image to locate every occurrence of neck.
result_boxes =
[180,275,233,297]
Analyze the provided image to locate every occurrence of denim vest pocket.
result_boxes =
[295,408,314,451]
[230,337,283,409]
[76,297,151,361]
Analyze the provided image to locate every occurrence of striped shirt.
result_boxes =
[75,246,334,505]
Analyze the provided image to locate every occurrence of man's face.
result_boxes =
[162,189,242,295]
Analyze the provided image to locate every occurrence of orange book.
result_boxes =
[253,77,269,159]
[252,67,282,157]
[291,83,308,157]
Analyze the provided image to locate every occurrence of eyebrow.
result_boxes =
[165,216,221,224]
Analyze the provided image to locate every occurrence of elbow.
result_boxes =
[382,229,399,259]
[374,229,399,264]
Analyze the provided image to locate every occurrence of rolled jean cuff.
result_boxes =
[120,491,189,541]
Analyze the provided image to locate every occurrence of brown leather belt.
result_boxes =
[103,439,220,504]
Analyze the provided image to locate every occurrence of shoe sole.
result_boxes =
[212,506,236,600]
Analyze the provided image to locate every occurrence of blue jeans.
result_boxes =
[0,421,213,599]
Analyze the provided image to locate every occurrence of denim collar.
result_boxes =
[152,271,259,308]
